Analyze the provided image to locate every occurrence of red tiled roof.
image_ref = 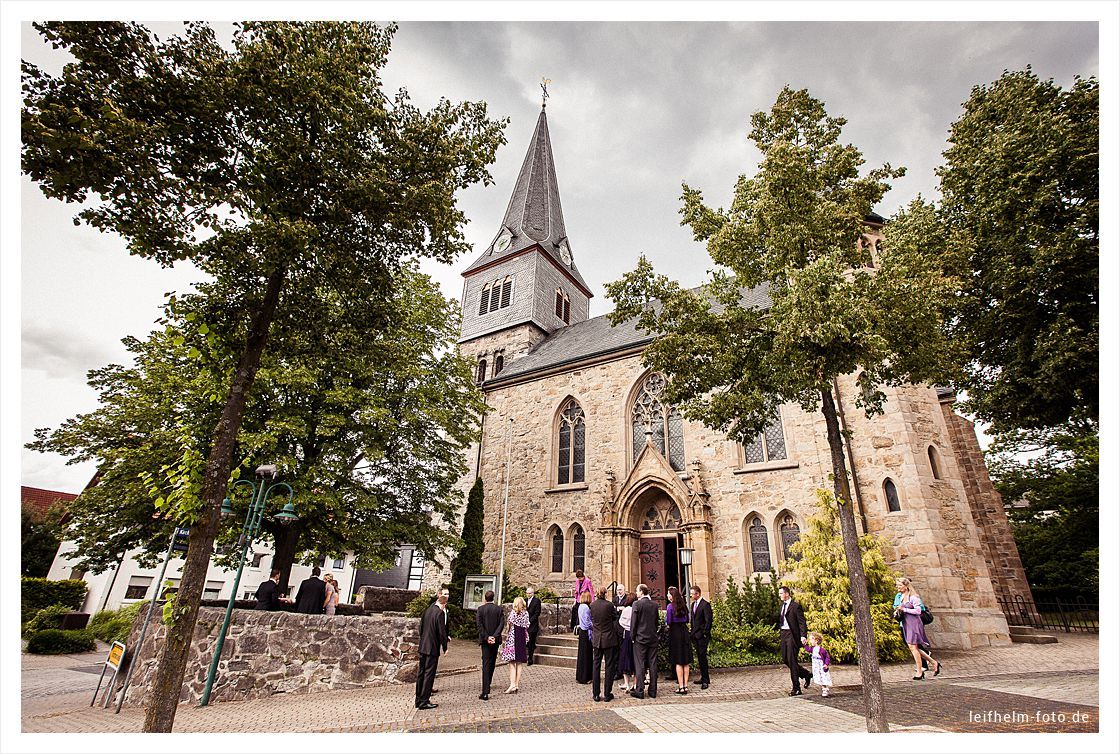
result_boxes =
[21,486,79,518]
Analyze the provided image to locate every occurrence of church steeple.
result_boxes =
[462,108,591,294]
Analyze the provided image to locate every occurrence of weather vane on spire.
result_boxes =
[541,77,551,109]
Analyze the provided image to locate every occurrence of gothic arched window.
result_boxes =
[742,410,788,465]
[557,399,586,485]
[631,373,685,471]
[747,515,772,573]
[476,358,487,385]
[779,514,801,562]
[640,499,682,531]
[570,524,585,573]
[884,478,902,512]
[494,352,505,376]
[548,525,564,573]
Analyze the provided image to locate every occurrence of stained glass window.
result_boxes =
[748,517,772,572]
[779,514,801,561]
[630,373,684,471]
[640,499,683,531]
[742,409,788,465]
[885,478,902,512]
[557,399,585,484]
[550,527,564,572]
[572,525,585,572]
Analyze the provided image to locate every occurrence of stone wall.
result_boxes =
[357,585,419,613]
[121,606,418,706]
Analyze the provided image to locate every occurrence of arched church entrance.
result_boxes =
[632,490,684,607]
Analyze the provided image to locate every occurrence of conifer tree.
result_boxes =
[449,477,485,610]
[786,490,907,663]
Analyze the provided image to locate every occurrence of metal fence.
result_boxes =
[997,593,1098,633]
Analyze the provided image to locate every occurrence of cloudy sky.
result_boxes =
[13,10,1101,493]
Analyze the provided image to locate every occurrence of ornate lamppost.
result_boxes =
[199,464,297,706]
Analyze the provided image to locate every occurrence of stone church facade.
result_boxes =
[427,107,1032,650]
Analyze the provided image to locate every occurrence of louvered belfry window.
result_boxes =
[557,399,586,484]
[630,373,685,471]
[480,277,514,315]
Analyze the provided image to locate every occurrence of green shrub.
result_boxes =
[88,601,149,644]
[21,577,87,623]
[784,490,909,663]
[26,628,97,655]
[405,590,437,618]
[23,603,73,635]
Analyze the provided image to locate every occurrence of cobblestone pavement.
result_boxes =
[19,633,1101,734]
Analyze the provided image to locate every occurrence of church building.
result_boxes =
[430,105,1033,650]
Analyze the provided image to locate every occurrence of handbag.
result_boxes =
[920,605,934,625]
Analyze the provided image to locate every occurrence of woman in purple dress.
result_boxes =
[502,596,530,693]
[894,577,941,680]
[666,586,692,694]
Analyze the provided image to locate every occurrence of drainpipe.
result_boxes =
[832,377,869,535]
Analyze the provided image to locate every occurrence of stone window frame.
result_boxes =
[927,445,943,480]
[547,395,590,493]
[493,350,505,376]
[626,370,686,474]
[883,477,902,512]
[546,524,565,574]
[734,405,798,474]
[742,512,774,575]
[776,511,802,563]
[476,357,487,385]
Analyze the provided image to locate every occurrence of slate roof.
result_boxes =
[489,283,773,384]
[462,108,592,293]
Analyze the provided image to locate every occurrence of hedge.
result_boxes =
[88,601,150,645]
[21,577,87,623]
[26,628,97,655]
[23,603,73,635]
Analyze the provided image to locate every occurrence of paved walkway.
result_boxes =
[20,634,1101,734]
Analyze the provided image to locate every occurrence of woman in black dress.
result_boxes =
[666,586,692,694]
[575,590,593,684]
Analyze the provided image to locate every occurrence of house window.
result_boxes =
[571,525,585,573]
[928,446,943,479]
[630,372,685,471]
[779,514,801,561]
[160,579,180,600]
[203,581,224,600]
[747,516,772,573]
[476,358,487,385]
[332,558,345,570]
[68,568,86,581]
[884,478,902,512]
[548,526,564,573]
[251,552,267,568]
[743,410,788,465]
[123,576,152,601]
[557,399,586,484]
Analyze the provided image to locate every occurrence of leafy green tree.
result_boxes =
[30,264,483,593]
[22,21,504,731]
[937,68,1098,431]
[987,423,1098,600]
[21,505,61,578]
[607,87,961,732]
[787,491,908,663]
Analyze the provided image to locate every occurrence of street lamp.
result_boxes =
[199,465,297,707]
[679,547,694,599]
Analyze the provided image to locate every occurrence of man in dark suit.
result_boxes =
[525,587,542,666]
[689,585,713,689]
[613,583,628,607]
[415,587,450,709]
[589,587,620,702]
[255,569,282,611]
[294,566,326,614]
[777,585,813,696]
[476,589,503,700]
[629,583,659,699]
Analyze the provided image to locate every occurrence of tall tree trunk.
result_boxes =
[820,386,889,733]
[142,268,286,733]
[269,524,301,595]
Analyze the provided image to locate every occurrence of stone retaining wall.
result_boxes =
[357,585,419,613]
[122,606,419,706]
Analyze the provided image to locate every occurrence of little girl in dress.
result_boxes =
[802,632,834,697]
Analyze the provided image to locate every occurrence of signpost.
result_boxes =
[90,641,126,709]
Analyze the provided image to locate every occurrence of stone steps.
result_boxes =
[1008,625,1059,644]
[534,633,579,668]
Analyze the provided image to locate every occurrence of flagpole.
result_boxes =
[497,416,514,603]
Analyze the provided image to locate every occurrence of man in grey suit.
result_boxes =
[590,587,620,702]
[628,583,659,699]
[475,590,503,700]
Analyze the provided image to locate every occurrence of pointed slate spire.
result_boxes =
[463,108,591,294]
